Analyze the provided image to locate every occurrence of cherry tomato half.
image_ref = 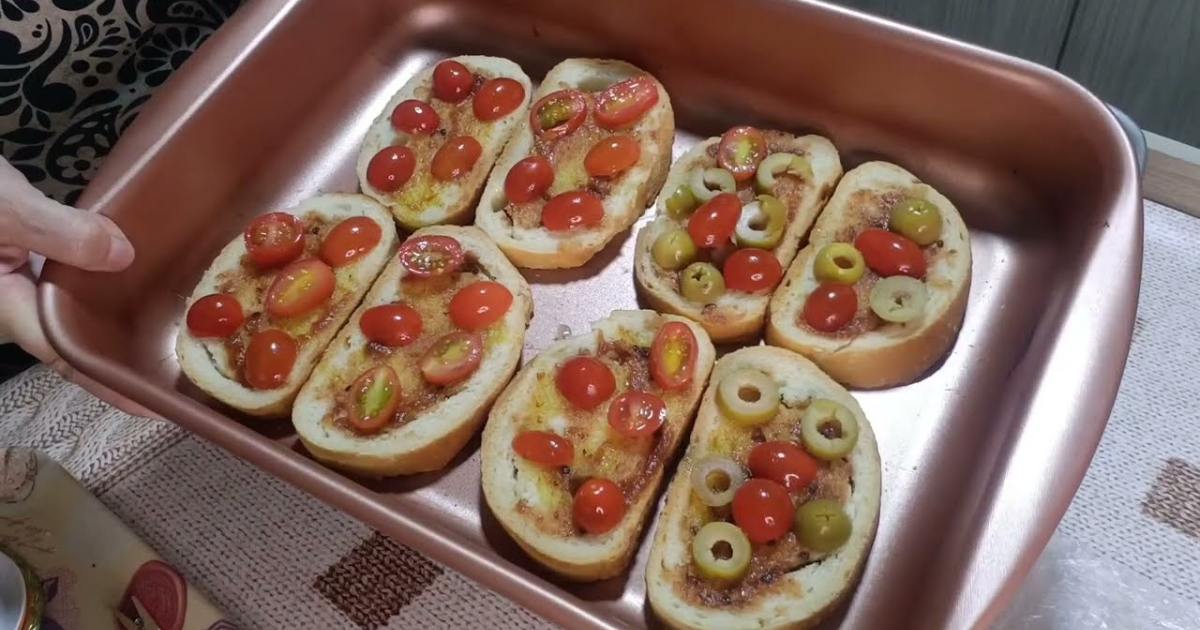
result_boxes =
[320,216,382,268]
[432,59,474,103]
[390,99,440,135]
[854,228,927,278]
[505,156,554,203]
[608,391,667,438]
[594,75,659,130]
[732,478,794,543]
[420,331,483,386]
[186,293,244,338]
[347,365,402,434]
[803,283,857,333]
[449,281,513,331]
[397,234,465,278]
[359,303,423,347]
[243,212,304,269]
[366,145,416,193]
[265,259,336,319]
[531,89,588,140]
[717,125,768,183]
[688,193,741,249]
[584,135,640,178]
[748,441,819,493]
[542,191,604,232]
[556,356,616,410]
[431,136,482,181]
[573,478,627,535]
[473,77,525,121]
[650,321,698,391]
[512,430,574,467]
[723,248,783,294]
[244,329,297,390]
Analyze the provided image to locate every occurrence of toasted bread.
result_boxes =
[634,132,842,343]
[481,310,715,580]
[293,225,533,477]
[766,161,971,388]
[646,346,881,629]
[176,194,397,417]
[475,59,674,268]
[357,56,533,230]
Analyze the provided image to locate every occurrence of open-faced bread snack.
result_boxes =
[634,127,842,343]
[481,310,715,580]
[766,161,971,388]
[646,346,881,629]
[475,58,674,268]
[293,226,533,477]
[177,194,397,417]
[358,55,533,230]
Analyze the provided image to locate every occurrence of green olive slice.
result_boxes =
[680,262,725,304]
[692,521,752,581]
[689,167,736,202]
[665,184,699,219]
[795,499,852,552]
[800,399,859,460]
[868,276,927,324]
[889,197,942,246]
[652,227,698,271]
[690,456,747,507]
[717,368,780,426]
[755,152,814,192]
[734,194,786,249]
[813,242,866,285]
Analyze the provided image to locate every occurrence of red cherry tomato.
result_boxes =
[366,145,416,193]
[473,77,525,121]
[347,365,402,434]
[265,259,336,319]
[688,193,741,248]
[717,125,768,182]
[732,478,794,543]
[390,99,440,135]
[530,89,588,140]
[573,478,627,535]
[608,391,667,438]
[512,431,574,467]
[556,356,616,410]
[584,135,641,178]
[803,283,857,333]
[650,321,698,391]
[117,561,186,630]
[185,293,244,338]
[432,59,474,103]
[449,281,513,330]
[748,441,820,493]
[244,329,297,390]
[723,248,783,294]
[541,190,604,232]
[504,156,554,203]
[319,216,382,268]
[397,234,465,277]
[420,331,483,386]
[359,303,423,347]
[243,212,304,269]
[594,75,659,130]
[431,136,482,181]
[854,228,927,278]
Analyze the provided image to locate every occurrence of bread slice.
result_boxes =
[293,225,533,477]
[176,194,397,417]
[481,310,716,580]
[634,132,842,343]
[357,55,533,230]
[766,161,972,388]
[475,59,674,268]
[646,346,881,630]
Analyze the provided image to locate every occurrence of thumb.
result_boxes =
[0,183,134,272]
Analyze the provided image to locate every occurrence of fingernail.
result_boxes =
[100,217,135,268]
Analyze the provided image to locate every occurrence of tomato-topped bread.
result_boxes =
[646,346,881,630]
[358,56,533,230]
[292,226,532,477]
[766,161,971,388]
[481,310,715,580]
[634,128,842,343]
[475,59,674,269]
[177,194,397,417]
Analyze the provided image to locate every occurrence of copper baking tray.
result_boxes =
[38,0,1142,627]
